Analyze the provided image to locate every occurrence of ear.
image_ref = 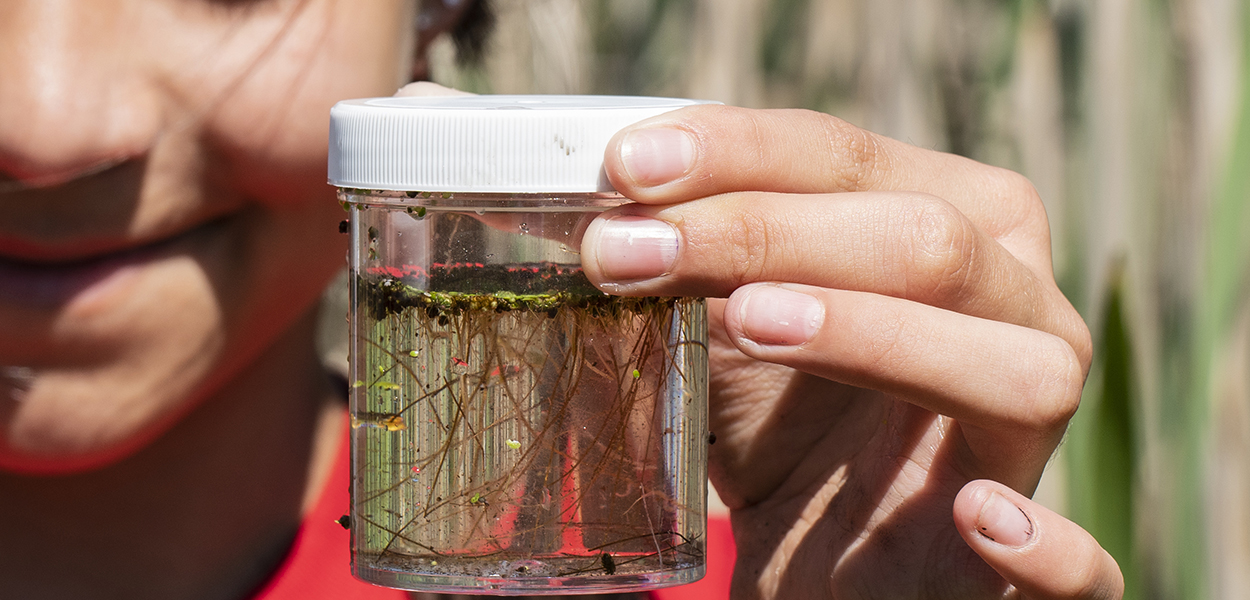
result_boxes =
[412,0,477,82]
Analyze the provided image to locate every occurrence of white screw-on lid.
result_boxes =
[328,95,713,193]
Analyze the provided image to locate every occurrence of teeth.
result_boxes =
[0,366,33,380]
[0,366,34,402]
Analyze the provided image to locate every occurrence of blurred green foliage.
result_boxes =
[423,1,1250,596]
[1068,269,1140,599]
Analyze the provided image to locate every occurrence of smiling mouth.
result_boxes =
[0,217,230,307]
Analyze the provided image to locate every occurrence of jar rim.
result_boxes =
[337,189,628,211]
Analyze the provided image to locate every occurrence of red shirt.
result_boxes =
[251,425,735,599]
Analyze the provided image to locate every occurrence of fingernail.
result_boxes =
[976,492,1034,547]
[739,286,823,346]
[589,216,679,281]
[619,128,695,187]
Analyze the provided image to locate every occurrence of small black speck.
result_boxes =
[336,515,351,530]
[600,552,616,575]
[438,315,450,326]
[707,432,717,445]
[338,220,348,234]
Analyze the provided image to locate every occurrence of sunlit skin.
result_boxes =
[0,0,416,469]
[0,1,1123,599]
[0,0,414,596]
[582,107,1118,599]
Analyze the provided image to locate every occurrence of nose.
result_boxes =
[0,1,161,187]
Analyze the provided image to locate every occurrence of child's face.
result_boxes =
[0,0,415,471]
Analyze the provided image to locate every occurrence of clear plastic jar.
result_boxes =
[329,96,711,595]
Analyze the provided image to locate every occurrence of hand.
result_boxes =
[579,105,1121,599]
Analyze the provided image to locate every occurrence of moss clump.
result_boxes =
[361,263,676,321]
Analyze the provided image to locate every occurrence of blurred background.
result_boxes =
[323,0,1250,597]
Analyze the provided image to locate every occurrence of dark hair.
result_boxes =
[451,0,494,66]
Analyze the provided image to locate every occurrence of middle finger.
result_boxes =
[581,190,1085,353]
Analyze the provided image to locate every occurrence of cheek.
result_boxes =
[203,1,413,207]
[236,202,348,334]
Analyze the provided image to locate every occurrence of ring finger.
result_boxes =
[721,282,1082,487]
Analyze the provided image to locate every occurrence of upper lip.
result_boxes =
[0,156,235,267]
[0,155,133,194]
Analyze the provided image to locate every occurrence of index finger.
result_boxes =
[604,105,1049,264]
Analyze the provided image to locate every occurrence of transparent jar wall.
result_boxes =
[342,190,708,595]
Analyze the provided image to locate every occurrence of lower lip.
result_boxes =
[0,223,220,309]
[0,254,139,306]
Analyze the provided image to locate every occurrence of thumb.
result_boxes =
[954,480,1124,600]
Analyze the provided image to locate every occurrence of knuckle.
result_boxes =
[818,114,889,191]
[993,168,1050,237]
[1050,563,1099,599]
[1069,311,1095,373]
[848,301,915,376]
[715,107,773,178]
[724,200,777,286]
[1054,541,1120,600]
[1001,169,1043,205]
[902,197,979,305]
[1021,335,1085,431]
[742,111,773,178]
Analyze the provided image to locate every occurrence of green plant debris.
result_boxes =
[352,413,407,431]
[362,266,678,323]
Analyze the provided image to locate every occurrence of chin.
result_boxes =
[0,433,151,476]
